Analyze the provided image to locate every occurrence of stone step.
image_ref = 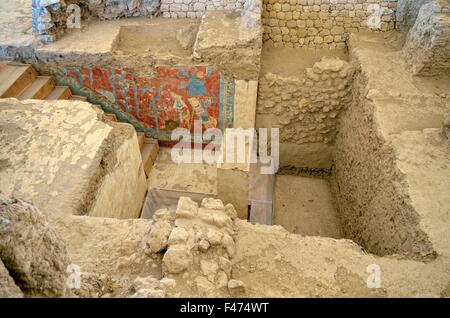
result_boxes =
[46,86,72,100]
[0,63,37,98]
[17,76,55,100]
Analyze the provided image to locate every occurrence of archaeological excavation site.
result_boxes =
[0,0,449,300]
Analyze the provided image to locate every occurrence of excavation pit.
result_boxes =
[0,0,450,299]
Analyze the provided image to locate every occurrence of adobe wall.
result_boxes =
[0,98,146,220]
[331,33,450,261]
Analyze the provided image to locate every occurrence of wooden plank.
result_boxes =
[18,76,55,100]
[46,86,72,100]
[137,132,145,151]
[70,95,87,101]
[144,138,159,162]
[0,64,37,98]
[141,143,155,177]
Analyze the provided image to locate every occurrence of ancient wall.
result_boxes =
[0,98,147,220]
[256,56,353,169]
[262,0,397,48]
[32,0,251,43]
[402,0,450,76]
[41,65,235,145]
[160,0,246,18]
[396,0,432,29]
[331,32,450,261]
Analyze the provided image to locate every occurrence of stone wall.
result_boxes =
[32,0,65,43]
[396,0,432,29]
[160,0,246,18]
[86,0,159,19]
[256,56,353,169]
[402,0,450,76]
[262,0,397,48]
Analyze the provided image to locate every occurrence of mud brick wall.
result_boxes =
[160,0,246,18]
[262,0,398,48]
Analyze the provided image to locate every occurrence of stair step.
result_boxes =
[70,95,87,101]
[137,132,145,150]
[46,86,72,100]
[17,76,55,100]
[0,64,37,98]
[141,142,159,177]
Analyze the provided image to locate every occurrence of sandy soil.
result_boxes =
[115,19,199,58]
[261,44,348,77]
[273,175,342,238]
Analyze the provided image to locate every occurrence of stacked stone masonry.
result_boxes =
[160,0,246,18]
[262,0,398,48]
[257,56,353,145]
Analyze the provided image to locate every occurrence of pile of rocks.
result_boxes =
[141,197,246,297]
[87,0,159,19]
[402,0,450,76]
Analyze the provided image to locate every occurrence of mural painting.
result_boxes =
[51,65,235,146]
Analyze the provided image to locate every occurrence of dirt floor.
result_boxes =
[273,175,342,238]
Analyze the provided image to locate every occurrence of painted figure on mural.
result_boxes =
[177,68,218,130]
[170,91,191,129]
[63,65,234,144]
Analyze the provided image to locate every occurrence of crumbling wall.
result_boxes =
[32,0,66,43]
[396,0,432,29]
[86,0,159,19]
[256,56,353,169]
[402,0,450,76]
[160,0,246,18]
[262,0,397,48]
[0,194,71,297]
[331,54,437,261]
[0,259,24,298]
